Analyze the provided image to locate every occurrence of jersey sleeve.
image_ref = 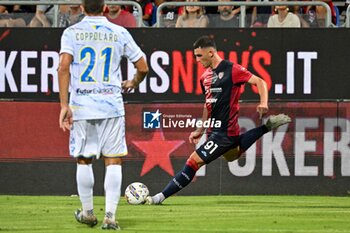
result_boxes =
[122,30,143,63]
[59,28,74,56]
[231,63,252,84]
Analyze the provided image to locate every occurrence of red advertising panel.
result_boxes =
[1,102,349,176]
[0,101,349,195]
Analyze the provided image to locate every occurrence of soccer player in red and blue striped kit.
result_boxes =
[146,35,291,205]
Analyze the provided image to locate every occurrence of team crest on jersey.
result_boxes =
[218,72,224,79]
[211,72,218,84]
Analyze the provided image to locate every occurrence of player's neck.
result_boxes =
[211,55,223,69]
[86,13,104,17]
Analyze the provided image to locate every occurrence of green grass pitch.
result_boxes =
[0,195,349,233]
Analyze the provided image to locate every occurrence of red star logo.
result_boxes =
[132,131,185,176]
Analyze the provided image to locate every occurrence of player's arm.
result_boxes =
[132,56,149,85]
[58,53,73,131]
[247,74,268,118]
[122,56,149,92]
[189,104,208,144]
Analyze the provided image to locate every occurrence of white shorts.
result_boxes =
[69,117,127,159]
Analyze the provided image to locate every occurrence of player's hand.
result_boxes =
[59,106,73,132]
[189,130,203,144]
[256,103,268,119]
[122,79,138,93]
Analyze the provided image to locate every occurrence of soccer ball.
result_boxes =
[124,182,149,205]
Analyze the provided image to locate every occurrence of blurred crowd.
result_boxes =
[0,0,348,28]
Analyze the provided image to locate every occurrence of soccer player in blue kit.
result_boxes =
[146,35,291,205]
[58,0,148,229]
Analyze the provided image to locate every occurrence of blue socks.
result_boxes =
[239,125,268,152]
[162,160,198,198]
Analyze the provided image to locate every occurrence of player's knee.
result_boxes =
[77,157,93,164]
[104,157,122,166]
[186,156,201,171]
[222,146,242,162]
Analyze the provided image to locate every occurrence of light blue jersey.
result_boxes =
[60,16,143,120]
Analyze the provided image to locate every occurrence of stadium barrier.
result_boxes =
[0,0,143,27]
[0,0,336,28]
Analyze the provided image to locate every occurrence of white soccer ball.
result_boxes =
[124,182,149,205]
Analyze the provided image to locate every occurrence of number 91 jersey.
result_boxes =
[59,16,143,120]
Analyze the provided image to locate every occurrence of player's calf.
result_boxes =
[222,146,242,162]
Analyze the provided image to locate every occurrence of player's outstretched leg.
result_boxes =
[74,209,98,227]
[265,113,291,131]
[223,114,291,162]
[146,157,199,205]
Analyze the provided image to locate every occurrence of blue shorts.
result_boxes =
[196,133,240,164]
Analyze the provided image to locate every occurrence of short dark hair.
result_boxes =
[193,36,217,50]
[82,0,104,15]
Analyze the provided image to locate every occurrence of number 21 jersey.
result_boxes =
[60,16,143,120]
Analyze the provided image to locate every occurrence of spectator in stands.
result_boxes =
[159,0,183,27]
[132,0,157,26]
[314,0,336,27]
[59,5,84,28]
[298,0,335,27]
[11,5,36,26]
[267,0,301,27]
[250,0,272,27]
[29,4,54,27]
[0,5,26,27]
[105,4,137,28]
[175,0,209,27]
[292,4,312,28]
[208,0,239,28]
[292,1,319,27]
